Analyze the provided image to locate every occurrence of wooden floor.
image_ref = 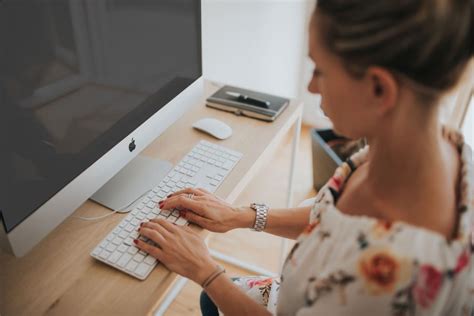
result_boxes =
[164,125,316,316]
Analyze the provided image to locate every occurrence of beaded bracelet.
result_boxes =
[201,265,226,289]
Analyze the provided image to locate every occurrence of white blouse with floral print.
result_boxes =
[230,127,473,316]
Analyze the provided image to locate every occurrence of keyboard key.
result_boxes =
[127,246,139,255]
[160,208,171,215]
[175,217,188,226]
[106,243,117,252]
[146,213,156,220]
[157,191,166,198]
[112,237,123,246]
[125,214,134,222]
[135,262,153,278]
[117,253,133,268]
[126,259,138,272]
[133,253,145,262]
[222,161,233,170]
[99,250,111,260]
[117,244,128,252]
[144,256,157,265]
[118,230,129,239]
[166,216,177,223]
[124,224,135,232]
[92,247,102,257]
[108,251,122,264]
[124,237,134,246]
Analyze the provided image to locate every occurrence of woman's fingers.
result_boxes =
[134,239,164,260]
[168,187,206,198]
[149,217,179,234]
[140,221,171,241]
[161,194,208,217]
[182,210,213,229]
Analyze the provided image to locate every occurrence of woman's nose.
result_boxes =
[307,76,320,94]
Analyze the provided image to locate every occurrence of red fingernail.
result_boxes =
[140,222,143,226]
[133,239,138,244]
[167,194,172,198]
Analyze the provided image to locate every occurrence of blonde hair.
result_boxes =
[314,0,473,101]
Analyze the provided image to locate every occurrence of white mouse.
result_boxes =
[192,118,233,140]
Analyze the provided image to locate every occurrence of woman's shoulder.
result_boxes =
[287,194,474,313]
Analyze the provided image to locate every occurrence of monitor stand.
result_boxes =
[90,156,173,212]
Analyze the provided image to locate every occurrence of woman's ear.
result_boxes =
[367,67,398,115]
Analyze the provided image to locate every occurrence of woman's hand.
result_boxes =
[159,188,254,233]
[135,218,217,284]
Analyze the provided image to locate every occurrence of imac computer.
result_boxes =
[0,0,203,257]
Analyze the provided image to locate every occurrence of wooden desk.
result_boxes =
[0,81,303,316]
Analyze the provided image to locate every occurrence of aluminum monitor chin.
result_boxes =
[0,0,203,257]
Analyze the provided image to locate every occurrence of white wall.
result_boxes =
[202,0,331,127]
[202,0,309,99]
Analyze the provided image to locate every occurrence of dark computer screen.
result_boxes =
[0,0,202,232]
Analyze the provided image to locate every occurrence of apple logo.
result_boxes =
[129,138,136,152]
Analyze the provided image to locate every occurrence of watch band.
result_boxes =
[250,203,269,232]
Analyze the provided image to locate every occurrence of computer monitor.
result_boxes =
[0,0,203,257]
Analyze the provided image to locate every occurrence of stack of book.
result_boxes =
[206,85,290,122]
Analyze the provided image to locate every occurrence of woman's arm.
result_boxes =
[160,188,311,240]
[204,273,271,316]
[135,219,271,316]
[233,205,311,239]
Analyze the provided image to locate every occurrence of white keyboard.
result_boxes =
[91,140,243,280]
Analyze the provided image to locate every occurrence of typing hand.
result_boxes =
[135,218,215,284]
[159,188,253,233]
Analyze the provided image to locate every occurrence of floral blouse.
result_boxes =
[231,127,474,315]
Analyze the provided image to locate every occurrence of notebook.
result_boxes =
[206,85,290,122]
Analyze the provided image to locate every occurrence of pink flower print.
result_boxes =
[302,220,320,235]
[412,265,443,308]
[328,176,342,192]
[454,250,469,274]
[247,278,273,289]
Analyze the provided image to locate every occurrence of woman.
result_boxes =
[135,0,473,314]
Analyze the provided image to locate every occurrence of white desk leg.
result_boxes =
[154,276,189,316]
[280,113,302,270]
[155,113,303,315]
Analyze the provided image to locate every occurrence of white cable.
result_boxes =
[73,190,150,221]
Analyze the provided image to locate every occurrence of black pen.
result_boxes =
[226,91,271,108]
